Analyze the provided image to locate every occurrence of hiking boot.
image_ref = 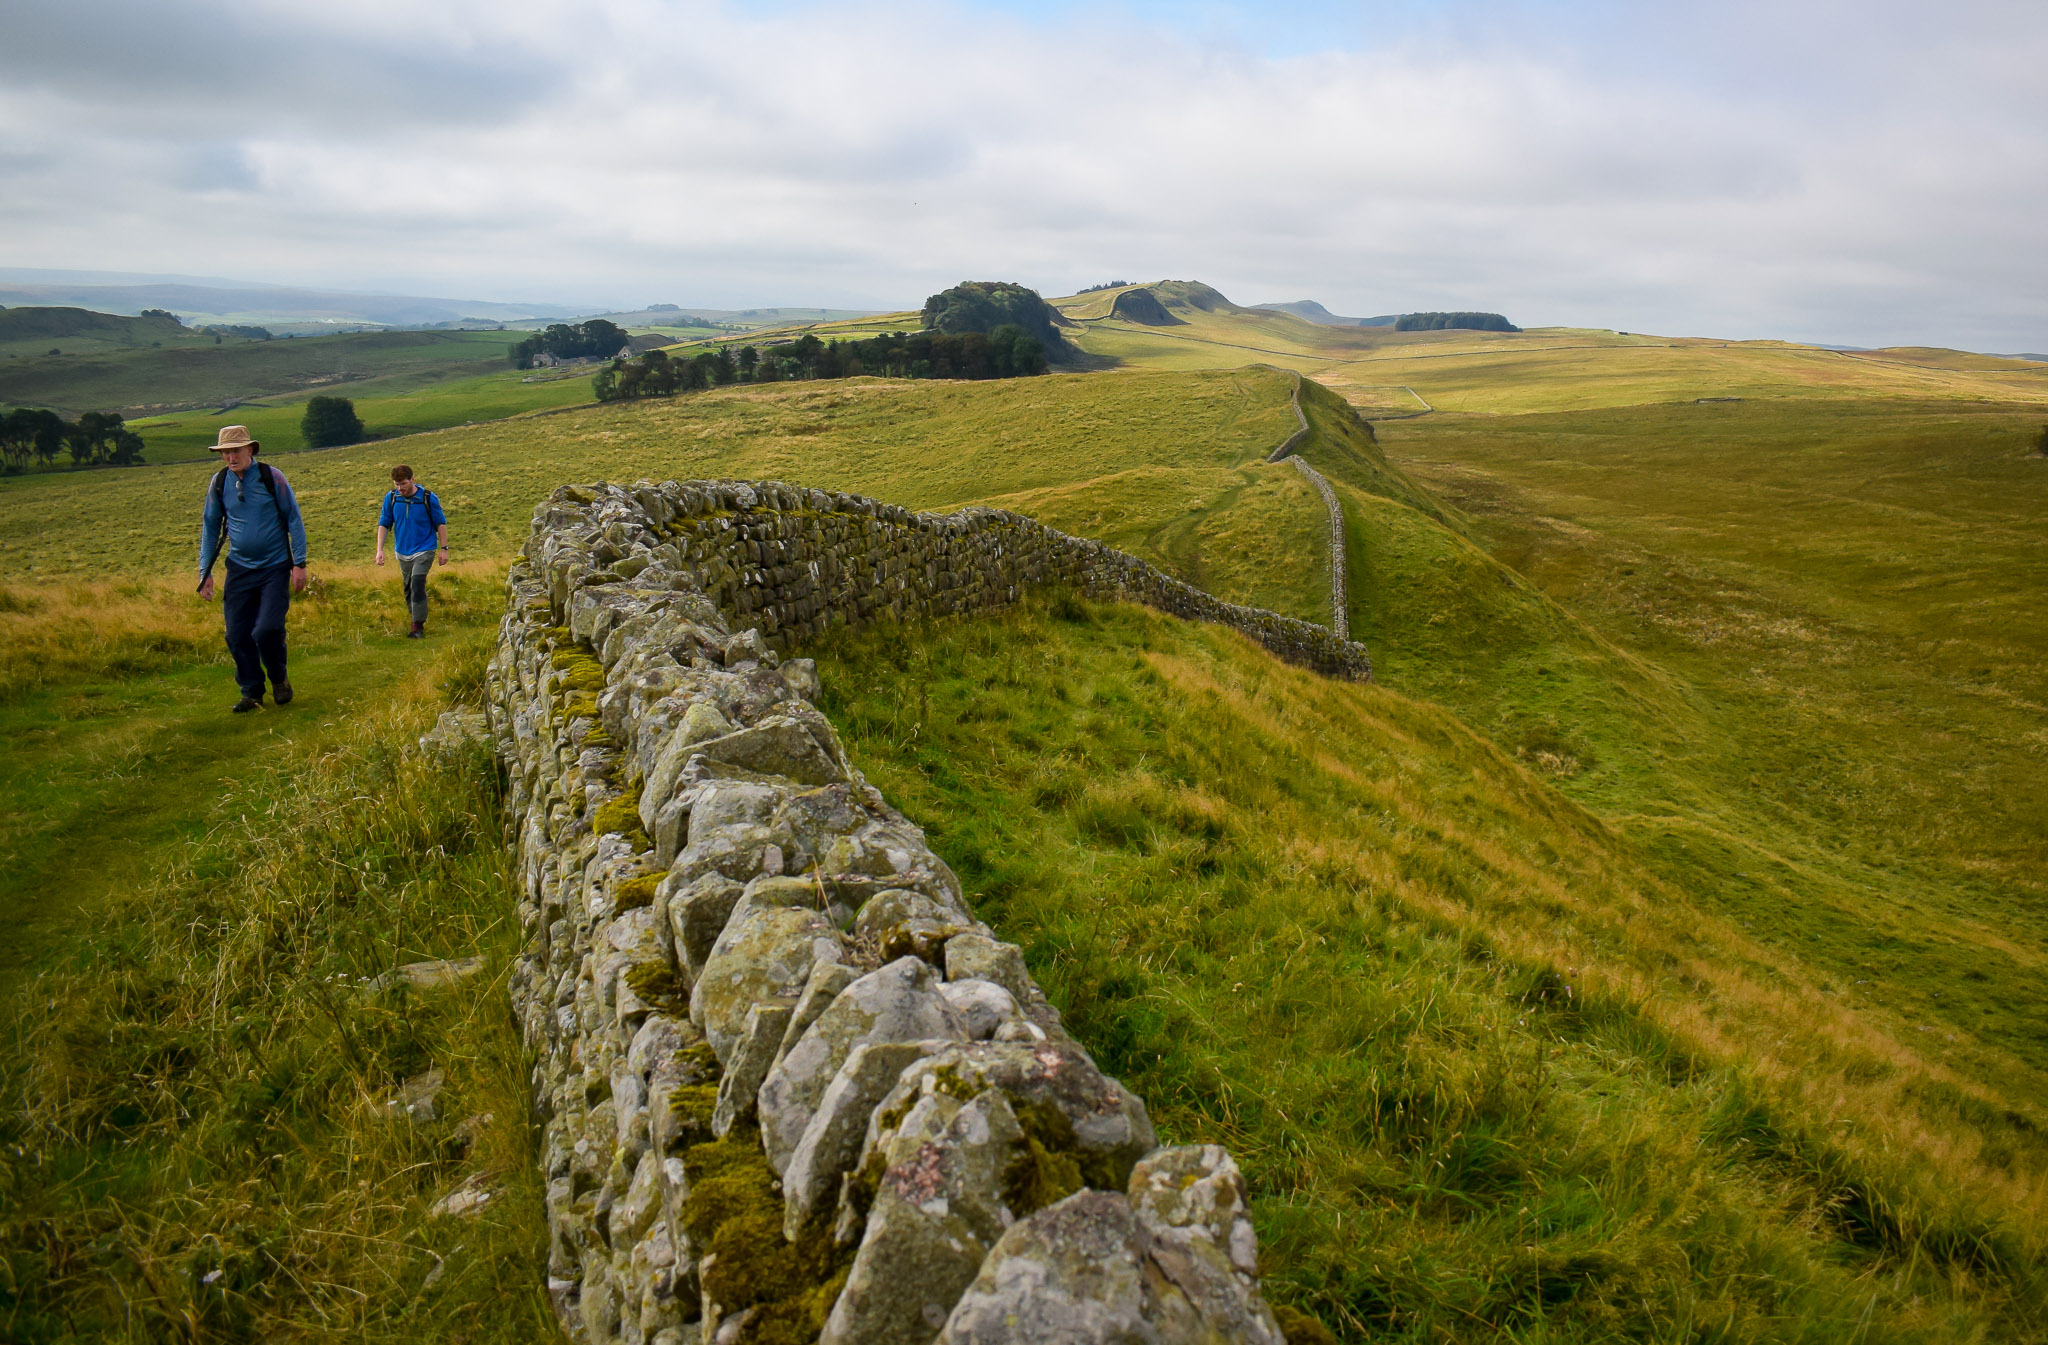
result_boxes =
[273,681,294,705]
[232,695,263,714]
[408,622,425,639]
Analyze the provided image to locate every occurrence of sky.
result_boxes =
[3,0,2045,349]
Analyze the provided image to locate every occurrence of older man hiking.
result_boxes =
[197,425,309,713]
[374,464,448,638]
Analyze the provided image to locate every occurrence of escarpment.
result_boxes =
[489,478,1337,1343]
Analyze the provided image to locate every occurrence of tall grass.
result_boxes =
[812,595,2048,1342]
[0,564,506,702]
[0,640,550,1342]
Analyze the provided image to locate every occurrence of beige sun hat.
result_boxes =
[209,425,260,453]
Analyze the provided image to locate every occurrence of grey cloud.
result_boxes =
[0,0,561,131]
[1,0,2043,348]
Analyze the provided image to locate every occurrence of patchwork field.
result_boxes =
[4,292,2047,1341]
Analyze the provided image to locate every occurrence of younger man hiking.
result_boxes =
[197,425,309,713]
[374,464,448,637]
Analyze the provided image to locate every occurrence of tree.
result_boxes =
[509,319,633,369]
[986,324,1047,377]
[1,408,68,472]
[302,395,366,448]
[69,411,145,466]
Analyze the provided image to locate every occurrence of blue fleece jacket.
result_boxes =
[378,485,447,556]
[199,462,308,574]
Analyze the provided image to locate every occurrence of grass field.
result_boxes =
[0,329,543,417]
[811,594,2046,1341]
[121,367,598,463]
[0,572,552,1341]
[0,368,1311,615]
[5,291,2048,1339]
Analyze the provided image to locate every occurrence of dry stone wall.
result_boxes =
[490,478,1311,1344]
[529,478,1368,680]
[1288,459,1350,641]
[1263,371,1311,464]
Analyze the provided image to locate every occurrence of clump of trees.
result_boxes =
[0,408,145,473]
[594,326,1046,404]
[920,281,1068,354]
[203,324,273,341]
[509,319,630,369]
[302,395,366,448]
[139,308,182,323]
[1394,311,1519,332]
[1077,280,1131,293]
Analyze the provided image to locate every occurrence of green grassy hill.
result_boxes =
[0,306,221,359]
[4,299,2047,1339]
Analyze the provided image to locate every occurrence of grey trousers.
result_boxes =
[397,551,434,623]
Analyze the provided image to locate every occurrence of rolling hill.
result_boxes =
[3,282,2046,1340]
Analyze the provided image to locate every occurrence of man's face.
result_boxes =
[397,477,416,496]
[219,445,254,472]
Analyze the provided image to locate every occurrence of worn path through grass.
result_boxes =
[0,621,469,1001]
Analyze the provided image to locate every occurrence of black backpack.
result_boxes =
[210,461,296,562]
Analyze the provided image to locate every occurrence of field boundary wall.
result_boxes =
[487,477,1317,1343]
[1288,458,1349,640]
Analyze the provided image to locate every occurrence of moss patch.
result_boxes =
[549,647,607,693]
[613,874,660,914]
[1004,1098,1127,1215]
[552,691,599,727]
[591,781,650,850]
[622,961,683,1014]
[681,1127,854,1345]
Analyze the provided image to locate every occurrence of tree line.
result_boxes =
[594,327,1046,403]
[1394,311,1519,332]
[0,408,144,473]
[509,319,630,369]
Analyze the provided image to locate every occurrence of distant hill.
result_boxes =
[1251,300,1398,328]
[0,306,201,350]
[1145,280,1240,314]
[1394,311,1519,333]
[0,268,586,334]
[577,305,888,332]
[1109,288,1181,325]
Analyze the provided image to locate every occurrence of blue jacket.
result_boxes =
[200,462,308,574]
[379,485,447,556]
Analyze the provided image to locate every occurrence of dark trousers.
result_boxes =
[223,560,292,697]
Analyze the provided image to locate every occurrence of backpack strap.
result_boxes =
[257,462,297,564]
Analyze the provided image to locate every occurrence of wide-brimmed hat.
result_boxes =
[210,425,260,453]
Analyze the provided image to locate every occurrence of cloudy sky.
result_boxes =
[3,0,2044,348]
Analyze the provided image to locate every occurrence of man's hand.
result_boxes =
[198,574,215,601]
[437,547,449,567]
[374,549,385,566]
[291,565,308,593]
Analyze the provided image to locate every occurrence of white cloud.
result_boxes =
[2,0,2044,347]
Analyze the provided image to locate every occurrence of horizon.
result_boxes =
[3,1,2046,350]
